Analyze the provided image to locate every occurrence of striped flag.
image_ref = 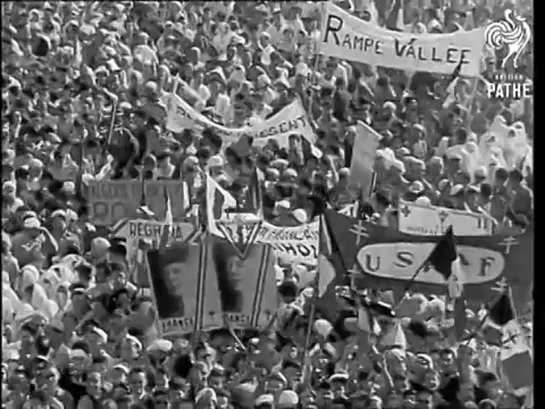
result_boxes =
[317,214,336,297]
[379,320,406,348]
[485,287,533,392]
[357,301,381,336]
[246,167,263,217]
[205,172,237,237]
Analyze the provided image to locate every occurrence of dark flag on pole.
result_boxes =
[426,226,457,280]
[488,287,516,327]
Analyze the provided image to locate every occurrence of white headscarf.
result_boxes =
[31,283,50,312]
[2,271,10,285]
[2,283,23,317]
[40,268,63,299]
[464,141,481,178]
[3,296,14,325]
[20,265,40,292]
[56,282,70,311]
[42,299,60,321]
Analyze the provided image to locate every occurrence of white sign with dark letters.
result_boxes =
[398,200,494,236]
[319,2,486,77]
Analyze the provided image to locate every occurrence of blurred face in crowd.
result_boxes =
[266,377,285,395]
[129,371,147,398]
[315,388,334,408]
[112,367,128,384]
[481,378,502,402]
[154,372,169,389]
[190,363,209,390]
[36,367,59,395]
[86,371,103,399]
[207,373,224,390]
[120,338,139,361]
[299,390,315,408]
[170,376,191,402]
[438,350,456,376]
[422,370,439,390]
[414,391,433,409]
[497,393,522,409]
[50,214,67,232]
[385,392,403,409]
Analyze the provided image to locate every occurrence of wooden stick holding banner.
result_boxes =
[465,77,479,130]
[461,289,508,346]
[394,258,431,310]
[301,215,325,384]
[223,316,247,351]
[107,99,119,146]
[305,1,326,122]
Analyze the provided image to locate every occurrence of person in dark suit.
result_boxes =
[147,243,192,318]
[211,242,244,313]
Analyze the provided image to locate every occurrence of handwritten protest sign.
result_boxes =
[165,94,319,154]
[212,215,320,265]
[398,199,494,236]
[86,181,186,225]
[258,221,319,265]
[319,2,486,76]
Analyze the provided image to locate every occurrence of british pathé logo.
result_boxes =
[484,10,531,69]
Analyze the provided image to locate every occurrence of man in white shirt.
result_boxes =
[266,8,285,46]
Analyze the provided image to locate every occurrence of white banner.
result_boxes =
[165,94,318,153]
[398,200,494,236]
[318,2,486,76]
[259,221,319,265]
[213,215,320,266]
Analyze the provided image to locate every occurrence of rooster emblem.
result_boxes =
[484,10,531,69]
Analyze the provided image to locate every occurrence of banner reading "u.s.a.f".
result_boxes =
[319,2,486,76]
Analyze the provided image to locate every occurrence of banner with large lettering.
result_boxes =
[319,2,486,76]
[260,221,319,265]
[111,219,199,286]
[212,215,320,265]
[324,210,533,313]
[147,241,222,336]
[165,94,318,152]
[398,199,494,236]
[85,181,187,225]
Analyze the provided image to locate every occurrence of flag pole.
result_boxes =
[394,258,430,309]
[461,289,510,346]
[305,2,325,120]
[301,215,323,385]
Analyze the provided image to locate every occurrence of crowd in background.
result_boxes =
[2,1,533,409]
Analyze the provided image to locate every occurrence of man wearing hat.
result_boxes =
[11,212,58,268]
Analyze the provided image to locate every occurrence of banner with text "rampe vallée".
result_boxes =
[319,2,486,77]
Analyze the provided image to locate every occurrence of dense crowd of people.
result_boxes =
[2,1,533,409]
